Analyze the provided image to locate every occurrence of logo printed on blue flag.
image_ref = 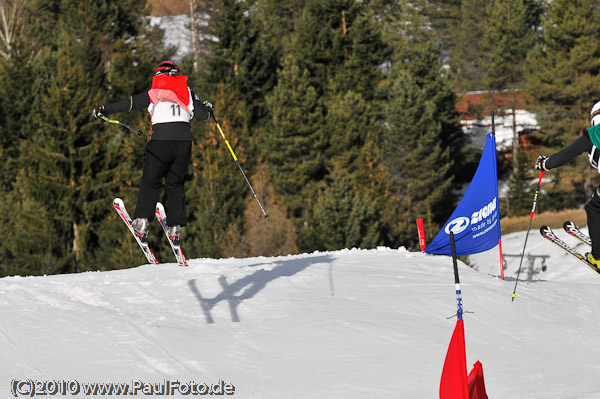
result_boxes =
[425,133,500,256]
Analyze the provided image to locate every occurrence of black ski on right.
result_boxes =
[540,225,599,274]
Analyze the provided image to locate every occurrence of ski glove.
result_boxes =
[535,155,548,171]
[92,106,106,119]
[202,100,214,115]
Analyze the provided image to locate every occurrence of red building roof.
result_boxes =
[456,91,528,121]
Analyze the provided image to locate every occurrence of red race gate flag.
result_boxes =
[440,319,468,399]
[416,218,427,252]
[468,360,488,399]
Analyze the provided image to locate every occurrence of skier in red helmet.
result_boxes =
[93,61,214,246]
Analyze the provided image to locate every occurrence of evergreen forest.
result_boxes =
[2,0,600,276]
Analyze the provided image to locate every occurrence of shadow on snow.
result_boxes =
[188,254,335,323]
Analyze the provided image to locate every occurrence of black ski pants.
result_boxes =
[134,140,192,226]
[586,184,600,258]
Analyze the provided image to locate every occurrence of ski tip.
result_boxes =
[564,220,575,228]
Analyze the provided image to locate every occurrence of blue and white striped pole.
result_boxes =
[450,232,463,320]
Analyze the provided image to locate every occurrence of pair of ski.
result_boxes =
[539,221,598,274]
[113,198,188,266]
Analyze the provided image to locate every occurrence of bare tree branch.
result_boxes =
[0,0,24,60]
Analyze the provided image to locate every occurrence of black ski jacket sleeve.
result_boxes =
[545,132,593,170]
[102,90,210,121]
[101,88,210,141]
[103,91,151,115]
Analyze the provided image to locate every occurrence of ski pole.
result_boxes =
[511,170,544,301]
[210,113,269,221]
[97,111,142,135]
[450,232,464,320]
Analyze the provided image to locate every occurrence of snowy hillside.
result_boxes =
[469,224,595,282]
[463,109,539,151]
[148,15,193,58]
[148,14,211,61]
[2,229,600,398]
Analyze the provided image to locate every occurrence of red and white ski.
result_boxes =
[113,198,159,265]
[155,202,188,266]
[563,221,593,246]
[540,225,598,273]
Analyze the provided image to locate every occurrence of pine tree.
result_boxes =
[0,38,35,192]
[480,0,543,215]
[378,1,466,247]
[200,0,283,130]
[381,1,470,235]
[290,0,384,100]
[265,53,327,220]
[309,163,381,250]
[447,0,492,92]
[0,0,43,276]
[183,0,266,258]
[382,67,454,247]
[184,115,248,259]
[266,0,389,251]
[419,0,462,51]
[193,0,391,254]
[508,148,535,216]
[426,0,542,93]
[320,1,385,173]
[483,0,541,174]
[1,0,164,275]
[225,162,298,257]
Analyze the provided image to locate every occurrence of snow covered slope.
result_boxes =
[469,224,596,282]
[1,232,600,398]
[148,15,193,57]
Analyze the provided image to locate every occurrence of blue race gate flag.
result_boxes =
[425,133,500,256]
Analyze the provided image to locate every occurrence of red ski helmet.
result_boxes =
[155,61,180,76]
